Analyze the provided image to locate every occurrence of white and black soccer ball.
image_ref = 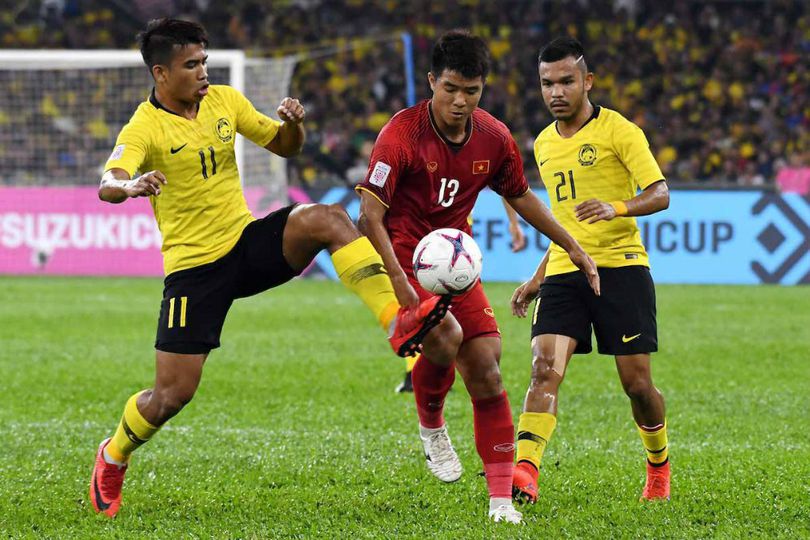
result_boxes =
[412,228,483,295]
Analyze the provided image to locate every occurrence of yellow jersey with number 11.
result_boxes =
[534,106,664,277]
[104,85,281,275]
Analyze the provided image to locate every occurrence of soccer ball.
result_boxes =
[412,228,483,295]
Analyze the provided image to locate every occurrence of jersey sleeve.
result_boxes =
[355,122,411,208]
[104,116,150,177]
[613,119,664,190]
[227,87,282,148]
[490,135,530,198]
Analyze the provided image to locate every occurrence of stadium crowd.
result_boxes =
[2,0,808,188]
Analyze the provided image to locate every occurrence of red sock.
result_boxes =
[411,355,455,429]
[472,391,515,499]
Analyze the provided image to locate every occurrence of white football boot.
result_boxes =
[489,502,524,524]
[420,424,463,482]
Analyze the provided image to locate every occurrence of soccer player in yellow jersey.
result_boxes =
[510,37,672,504]
[88,18,450,518]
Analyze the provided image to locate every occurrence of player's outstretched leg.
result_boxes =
[280,203,449,356]
[90,352,205,517]
[410,316,463,481]
[615,354,670,501]
[513,334,575,505]
[456,336,522,524]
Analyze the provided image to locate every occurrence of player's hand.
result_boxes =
[569,247,601,296]
[511,278,542,318]
[277,97,305,124]
[509,221,527,252]
[391,273,420,308]
[123,170,167,198]
[575,199,616,223]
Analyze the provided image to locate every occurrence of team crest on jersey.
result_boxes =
[427,161,438,173]
[215,118,233,142]
[578,144,597,166]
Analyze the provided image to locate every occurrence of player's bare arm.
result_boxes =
[575,180,669,223]
[357,190,421,307]
[506,190,600,295]
[98,168,167,204]
[511,248,550,318]
[501,197,527,252]
[264,97,306,157]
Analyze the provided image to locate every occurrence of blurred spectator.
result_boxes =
[1,0,807,188]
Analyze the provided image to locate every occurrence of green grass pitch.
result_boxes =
[1,277,808,538]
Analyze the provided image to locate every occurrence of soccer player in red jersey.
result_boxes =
[356,30,599,524]
[394,202,525,394]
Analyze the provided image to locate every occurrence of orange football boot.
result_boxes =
[641,460,670,501]
[389,295,451,357]
[512,461,539,504]
[89,438,128,517]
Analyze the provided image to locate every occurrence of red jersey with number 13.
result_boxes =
[356,100,529,275]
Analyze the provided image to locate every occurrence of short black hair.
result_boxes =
[538,36,586,65]
[431,30,490,80]
[137,18,209,69]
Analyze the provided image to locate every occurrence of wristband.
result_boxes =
[610,201,628,216]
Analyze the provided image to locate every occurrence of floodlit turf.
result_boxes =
[1,276,808,538]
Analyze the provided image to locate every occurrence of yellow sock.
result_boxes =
[516,412,557,470]
[405,353,420,373]
[637,421,668,465]
[106,391,160,463]
[332,237,399,328]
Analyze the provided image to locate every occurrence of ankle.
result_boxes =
[419,423,446,437]
[103,446,127,467]
[489,497,513,513]
[517,460,539,474]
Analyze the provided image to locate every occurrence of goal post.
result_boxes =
[0,49,296,204]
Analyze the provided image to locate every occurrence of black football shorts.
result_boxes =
[530,266,658,355]
[154,204,300,354]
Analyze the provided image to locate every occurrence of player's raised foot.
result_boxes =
[512,460,539,504]
[489,502,523,524]
[395,371,413,393]
[640,460,670,501]
[89,438,128,517]
[420,424,463,482]
[389,295,452,358]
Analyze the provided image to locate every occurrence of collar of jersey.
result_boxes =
[427,101,473,150]
[149,87,200,118]
[554,104,601,138]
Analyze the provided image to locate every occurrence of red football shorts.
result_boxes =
[411,278,500,342]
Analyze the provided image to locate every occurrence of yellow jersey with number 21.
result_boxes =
[534,106,664,277]
[104,85,281,275]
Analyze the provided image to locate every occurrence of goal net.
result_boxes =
[0,50,297,203]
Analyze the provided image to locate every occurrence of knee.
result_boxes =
[529,350,560,390]
[622,376,654,401]
[477,360,503,390]
[422,316,463,363]
[322,203,352,224]
[293,203,353,241]
[315,203,357,246]
[433,316,463,356]
[313,203,352,231]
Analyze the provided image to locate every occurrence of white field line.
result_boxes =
[1,420,807,452]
